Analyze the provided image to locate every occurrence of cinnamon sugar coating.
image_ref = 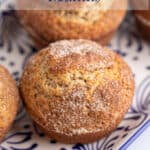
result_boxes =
[20,39,134,143]
[0,65,19,141]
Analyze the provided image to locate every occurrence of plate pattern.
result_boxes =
[0,7,150,150]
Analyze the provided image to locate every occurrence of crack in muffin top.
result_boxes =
[29,39,115,73]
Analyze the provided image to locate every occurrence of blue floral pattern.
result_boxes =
[0,6,150,150]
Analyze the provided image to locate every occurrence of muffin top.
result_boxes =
[16,0,114,11]
[43,39,114,72]
[20,39,134,136]
[16,0,114,23]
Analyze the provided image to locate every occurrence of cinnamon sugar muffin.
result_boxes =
[20,39,134,144]
[0,65,19,141]
[17,0,127,49]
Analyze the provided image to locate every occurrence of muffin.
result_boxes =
[16,0,127,49]
[20,39,134,144]
[0,65,19,141]
[132,0,150,40]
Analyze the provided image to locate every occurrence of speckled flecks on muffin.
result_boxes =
[17,0,127,49]
[0,65,19,141]
[20,39,134,144]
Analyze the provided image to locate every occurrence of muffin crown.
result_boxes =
[29,39,114,73]
[49,39,111,58]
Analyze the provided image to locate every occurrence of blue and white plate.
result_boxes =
[0,8,150,150]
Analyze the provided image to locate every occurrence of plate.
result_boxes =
[0,10,150,150]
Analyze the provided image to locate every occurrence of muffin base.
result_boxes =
[0,124,13,142]
[34,111,126,144]
[31,29,115,49]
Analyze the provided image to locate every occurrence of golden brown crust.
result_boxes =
[20,39,134,144]
[17,0,127,49]
[0,65,19,142]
